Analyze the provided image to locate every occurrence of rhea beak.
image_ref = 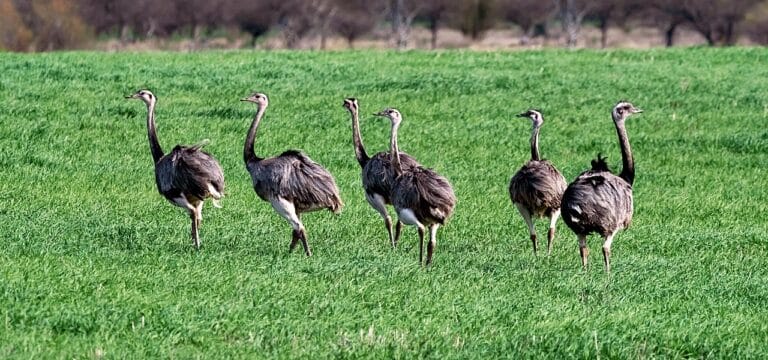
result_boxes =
[516,112,528,118]
[633,108,643,113]
[240,98,251,102]
[373,111,387,117]
[125,94,138,99]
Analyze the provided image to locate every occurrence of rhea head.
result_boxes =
[126,89,156,105]
[373,108,403,126]
[343,98,359,112]
[612,101,642,122]
[241,92,269,107]
[517,109,544,127]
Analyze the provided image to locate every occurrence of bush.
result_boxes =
[744,1,768,44]
[0,0,34,51]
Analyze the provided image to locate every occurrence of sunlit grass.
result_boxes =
[0,48,767,358]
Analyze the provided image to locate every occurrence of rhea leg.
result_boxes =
[365,192,396,248]
[397,208,424,265]
[270,197,311,256]
[602,230,618,273]
[547,209,561,256]
[514,203,537,255]
[172,194,201,250]
[394,221,403,247]
[578,234,589,269]
[192,202,203,250]
[426,224,439,266]
[417,226,426,265]
[296,214,312,257]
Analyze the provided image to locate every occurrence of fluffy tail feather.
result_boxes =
[590,153,611,172]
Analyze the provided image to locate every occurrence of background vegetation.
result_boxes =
[0,48,767,357]
[4,0,768,51]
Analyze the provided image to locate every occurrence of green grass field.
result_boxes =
[1,48,767,358]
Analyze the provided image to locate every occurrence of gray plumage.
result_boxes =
[561,101,642,272]
[392,167,456,226]
[126,90,224,250]
[242,92,342,256]
[375,108,456,266]
[509,109,566,255]
[343,98,420,248]
[247,150,343,214]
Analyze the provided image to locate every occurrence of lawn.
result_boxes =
[1,48,767,358]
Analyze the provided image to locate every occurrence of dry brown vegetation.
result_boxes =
[2,0,767,51]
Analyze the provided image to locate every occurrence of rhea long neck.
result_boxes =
[244,103,267,164]
[389,120,402,175]
[530,123,541,161]
[614,118,634,185]
[349,107,369,168]
[145,101,164,164]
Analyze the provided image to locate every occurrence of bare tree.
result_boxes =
[743,1,768,44]
[230,0,277,47]
[310,0,338,50]
[11,0,91,51]
[330,0,375,48]
[681,0,760,46]
[77,0,178,42]
[172,0,226,44]
[586,0,644,48]
[556,0,592,47]
[382,0,420,49]
[0,0,33,51]
[272,0,314,48]
[651,0,759,46]
[418,0,454,49]
[499,0,556,45]
[645,0,688,46]
[453,0,496,41]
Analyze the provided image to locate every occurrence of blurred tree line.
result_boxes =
[2,0,768,51]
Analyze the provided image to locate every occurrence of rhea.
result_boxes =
[375,108,456,266]
[126,90,224,250]
[343,98,420,248]
[241,92,343,256]
[561,101,642,272]
[509,109,567,255]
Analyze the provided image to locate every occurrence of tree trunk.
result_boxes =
[120,24,131,44]
[599,19,608,48]
[429,18,438,49]
[664,23,677,47]
[520,26,532,45]
[320,30,327,50]
[723,21,736,46]
[391,0,409,49]
[703,30,715,46]
[560,0,582,47]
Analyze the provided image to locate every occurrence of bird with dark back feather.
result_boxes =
[241,92,343,256]
[374,108,455,266]
[126,90,224,250]
[509,109,567,256]
[343,98,420,248]
[561,101,642,272]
